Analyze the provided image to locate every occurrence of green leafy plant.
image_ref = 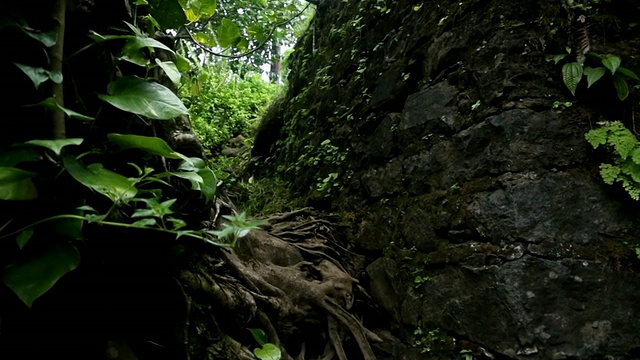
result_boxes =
[555,52,639,100]
[182,65,281,152]
[585,121,640,200]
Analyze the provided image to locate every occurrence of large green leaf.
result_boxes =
[183,0,217,22]
[613,75,629,101]
[62,155,138,203]
[0,167,38,200]
[583,67,606,88]
[3,244,80,308]
[253,343,281,360]
[99,76,188,120]
[25,138,84,156]
[175,54,192,72]
[602,55,621,75]
[34,98,95,121]
[149,0,187,29]
[0,148,42,167]
[217,18,241,48]
[13,63,62,89]
[617,66,640,81]
[562,62,583,96]
[155,59,181,86]
[22,28,57,47]
[107,133,181,158]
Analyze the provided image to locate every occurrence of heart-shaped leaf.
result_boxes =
[217,18,241,48]
[613,75,629,101]
[25,138,84,156]
[602,55,621,75]
[583,66,606,88]
[99,76,188,120]
[3,244,80,308]
[107,133,181,158]
[253,343,282,360]
[63,154,138,203]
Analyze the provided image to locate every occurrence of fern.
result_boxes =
[586,121,640,200]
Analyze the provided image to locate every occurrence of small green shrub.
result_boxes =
[181,66,281,152]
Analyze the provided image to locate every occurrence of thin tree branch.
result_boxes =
[51,0,67,139]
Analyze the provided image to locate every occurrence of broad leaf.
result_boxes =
[99,76,188,120]
[217,18,241,48]
[253,343,282,360]
[63,155,138,203]
[182,0,217,22]
[617,66,640,81]
[16,229,34,249]
[583,67,606,88]
[22,28,57,47]
[155,59,181,85]
[602,55,621,75]
[0,167,38,200]
[247,24,267,43]
[3,244,80,308]
[192,32,217,47]
[34,98,95,121]
[123,36,175,54]
[613,75,629,101]
[13,63,53,89]
[107,133,181,158]
[0,148,42,167]
[175,54,192,72]
[249,328,268,346]
[25,138,83,156]
[149,0,187,29]
[562,62,583,96]
[197,168,217,203]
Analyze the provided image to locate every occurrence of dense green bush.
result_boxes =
[181,66,281,152]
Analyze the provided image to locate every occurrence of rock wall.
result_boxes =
[254,0,640,358]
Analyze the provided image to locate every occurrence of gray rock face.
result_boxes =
[258,0,640,358]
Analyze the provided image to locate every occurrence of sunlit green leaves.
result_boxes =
[181,0,218,22]
[107,133,181,158]
[175,54,192,72]
[63,155,138,203]
[3,244,80,308]
[253,344,282,360]
[25,138,83,156]
[155,59,181,85]
[99,76,188,120]
[149,0,187,29]
[217,18,241,48]
[562,62,583,96]
[0,167,38,200]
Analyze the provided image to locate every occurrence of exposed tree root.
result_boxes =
[179,207,380,360]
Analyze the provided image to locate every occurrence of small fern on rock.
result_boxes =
[585,121,640,200]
